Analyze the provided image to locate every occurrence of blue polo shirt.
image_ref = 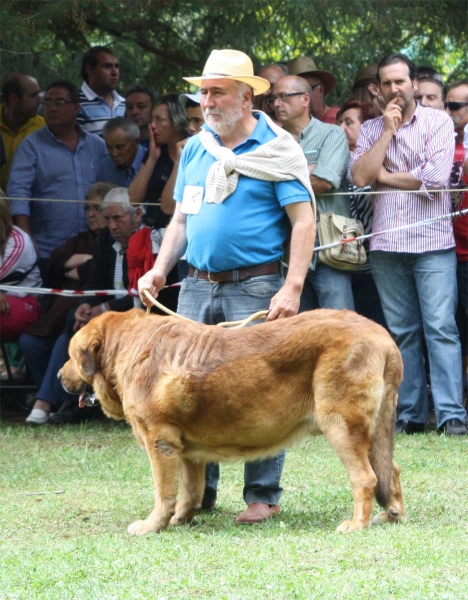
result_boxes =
[174,113,310,272]
[97,144,145,186]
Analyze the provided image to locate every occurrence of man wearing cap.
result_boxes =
[179,92,205,135]
[288,56,340,124]
[138,49,316,527]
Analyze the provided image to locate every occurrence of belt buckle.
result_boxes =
[207,271,217,284]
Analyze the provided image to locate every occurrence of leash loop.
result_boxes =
[142,289,268,328]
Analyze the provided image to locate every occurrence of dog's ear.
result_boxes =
[79,334,102,377]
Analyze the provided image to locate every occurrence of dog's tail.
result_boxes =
[369,346,403,508]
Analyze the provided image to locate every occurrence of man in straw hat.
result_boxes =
[139,49,316,524]
[288,55,339,124]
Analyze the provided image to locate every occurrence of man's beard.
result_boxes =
[203,104,243,135]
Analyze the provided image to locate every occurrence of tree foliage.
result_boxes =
[1,0,467,103]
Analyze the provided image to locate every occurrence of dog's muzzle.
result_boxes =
[58,373,99,408]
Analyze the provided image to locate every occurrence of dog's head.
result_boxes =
[59,310,146,419]
[59,319,105,395]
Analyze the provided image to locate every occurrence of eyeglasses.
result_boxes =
[444,101,468,111]
[266,92,306,107]
[42,99,76,108]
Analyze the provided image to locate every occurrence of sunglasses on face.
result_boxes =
[444,101,468,111]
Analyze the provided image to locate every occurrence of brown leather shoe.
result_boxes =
[235,502,281,524]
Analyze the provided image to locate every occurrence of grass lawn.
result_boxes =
[1,420,467,600]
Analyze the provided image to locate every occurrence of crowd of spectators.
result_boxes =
[0,45,467,434]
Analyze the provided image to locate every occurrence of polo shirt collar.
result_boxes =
[201,111,266,145]
[81,81,125,104]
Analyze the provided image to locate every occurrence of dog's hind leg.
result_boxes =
[372,459,406,526]
[128,429,182,535]
[320,418,377,532]
[170,458,206,526]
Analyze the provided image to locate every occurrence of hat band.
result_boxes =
[200,72,250,78]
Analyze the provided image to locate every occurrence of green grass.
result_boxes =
[1,422,467,600]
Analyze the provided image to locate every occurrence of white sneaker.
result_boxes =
[26,408,50,425]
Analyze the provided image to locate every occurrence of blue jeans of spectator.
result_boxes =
[457,261,468,353]
[177,271,286,508]
[19,331,76,410]
[299,261,355,312]
[370,249,466,428]
[351,270,388,328]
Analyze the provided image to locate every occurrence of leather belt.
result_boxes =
[187,262,281,283]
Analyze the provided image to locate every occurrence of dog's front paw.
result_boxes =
[127,519,159,535]
[336,519,368,533]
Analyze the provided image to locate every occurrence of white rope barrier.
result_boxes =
[315,207,468,252]
[3,188,468,204]
[4,196,162,207]
[0,285,128,297]
[0,282,181,298]
[1,209,467,299]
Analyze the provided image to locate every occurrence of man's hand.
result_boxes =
[0,292,10,315]
[73,303,103,331]
[383,98,402,134]
[138,268,167,308]
[266,284,301,321]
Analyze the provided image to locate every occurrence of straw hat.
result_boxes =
[183,49,270,96]
[287,56,337,95]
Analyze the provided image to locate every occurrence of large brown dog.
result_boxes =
[59,308,406,535]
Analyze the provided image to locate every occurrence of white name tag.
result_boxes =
[181,185,204,214]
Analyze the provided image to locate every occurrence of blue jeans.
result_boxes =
[300,262,355,312]
[177,271,286,508]
[370,249,466,428]
[457,262,468,355]
[19,331,76,410]
[351,270,388,328]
